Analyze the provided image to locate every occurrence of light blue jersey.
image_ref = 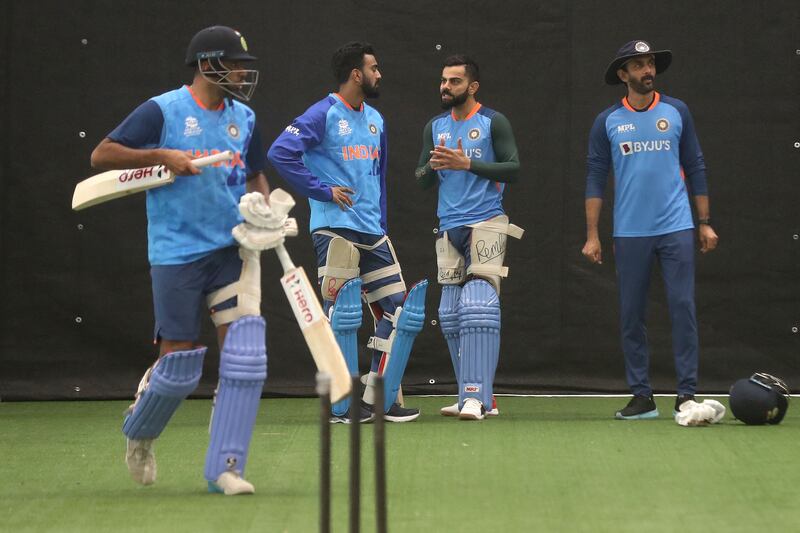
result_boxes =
[586,92,708,237]
[116,86,257,265]
[431,104,505,230]
[268,93,387,235]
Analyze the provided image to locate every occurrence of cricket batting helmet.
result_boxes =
[729,372,791,425]
[186,26,259,101]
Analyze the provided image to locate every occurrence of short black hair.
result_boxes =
[442,54,480,82]
[332,41,376,84]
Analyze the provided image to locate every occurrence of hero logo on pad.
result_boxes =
[464,385,480,393]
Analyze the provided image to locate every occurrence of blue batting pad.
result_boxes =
[204,316,268,482]
[381,280,428,413]
[438,285,462,379]
[123,347,206,439]
[330,278,363,416]
[458,279,501,409]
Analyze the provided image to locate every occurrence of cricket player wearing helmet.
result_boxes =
[90,25,293,494]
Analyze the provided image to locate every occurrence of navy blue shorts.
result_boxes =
[150,246,241,342]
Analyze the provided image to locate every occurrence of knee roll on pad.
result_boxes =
[205,316,268,481]
[458,279,501,409]
[330,278,363,416]
[123,347,206,440]
[438,285,462,378]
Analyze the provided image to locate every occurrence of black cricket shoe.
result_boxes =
[615,395,659,420]
[674,394,696,415]
[330,401,375,424]
[384,402,420,422]
[364,401,420,422]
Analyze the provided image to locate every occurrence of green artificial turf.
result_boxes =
[1,396,798,532]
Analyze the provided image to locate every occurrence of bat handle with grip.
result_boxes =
[274,244,296,273]
[190,150,234,168]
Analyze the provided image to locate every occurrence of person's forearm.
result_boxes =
[246,172,270,197]
[585,198,603,239]
[468,159,520,183]
[693,195,710,220]
[90,138,170,170]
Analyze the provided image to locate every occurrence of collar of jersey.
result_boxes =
[621,91,660,112]
[185,85,225,111]
[333,92,364,112]
[451,102,482,121]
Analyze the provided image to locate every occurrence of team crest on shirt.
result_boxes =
[368,123,378,135]
[226,123,240,139]
[338,119,352,136]
[468,127,481,140]
[184,116,202,137]
[656,118,670,132]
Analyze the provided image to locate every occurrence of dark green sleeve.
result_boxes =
[469,112,520,183]
[415,118,437,189]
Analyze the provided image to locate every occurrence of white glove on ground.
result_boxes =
[675,399,726,427]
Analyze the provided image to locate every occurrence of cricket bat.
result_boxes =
[71,150,234,211]
[274,237,352,403]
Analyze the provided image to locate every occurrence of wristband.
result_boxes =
[697,218,711,225]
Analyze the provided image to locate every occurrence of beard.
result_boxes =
[440,89,469,109]
[627,74,655,95]
[363,79,380,98]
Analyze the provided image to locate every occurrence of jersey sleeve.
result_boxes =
[379,126,388,232]
[585,111,612,199]
[468,112,521,183]
[415,118,436,189]
[267,101,334,202]
[675,102,708,196]
[107,100,164,149]
[245,122,267,179]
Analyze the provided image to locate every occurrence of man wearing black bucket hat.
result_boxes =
[581,40,719,420]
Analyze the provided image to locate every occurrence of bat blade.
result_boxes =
[72,165,173,210]
[280,266,352,402]
[71,150,233,211]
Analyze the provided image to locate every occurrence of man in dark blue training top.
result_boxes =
[268,42,427,424]
[91,26,293,494]
[415,55,523,421]
[582,40,719,420]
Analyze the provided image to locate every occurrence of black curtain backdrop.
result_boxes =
[1,1,798,400]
